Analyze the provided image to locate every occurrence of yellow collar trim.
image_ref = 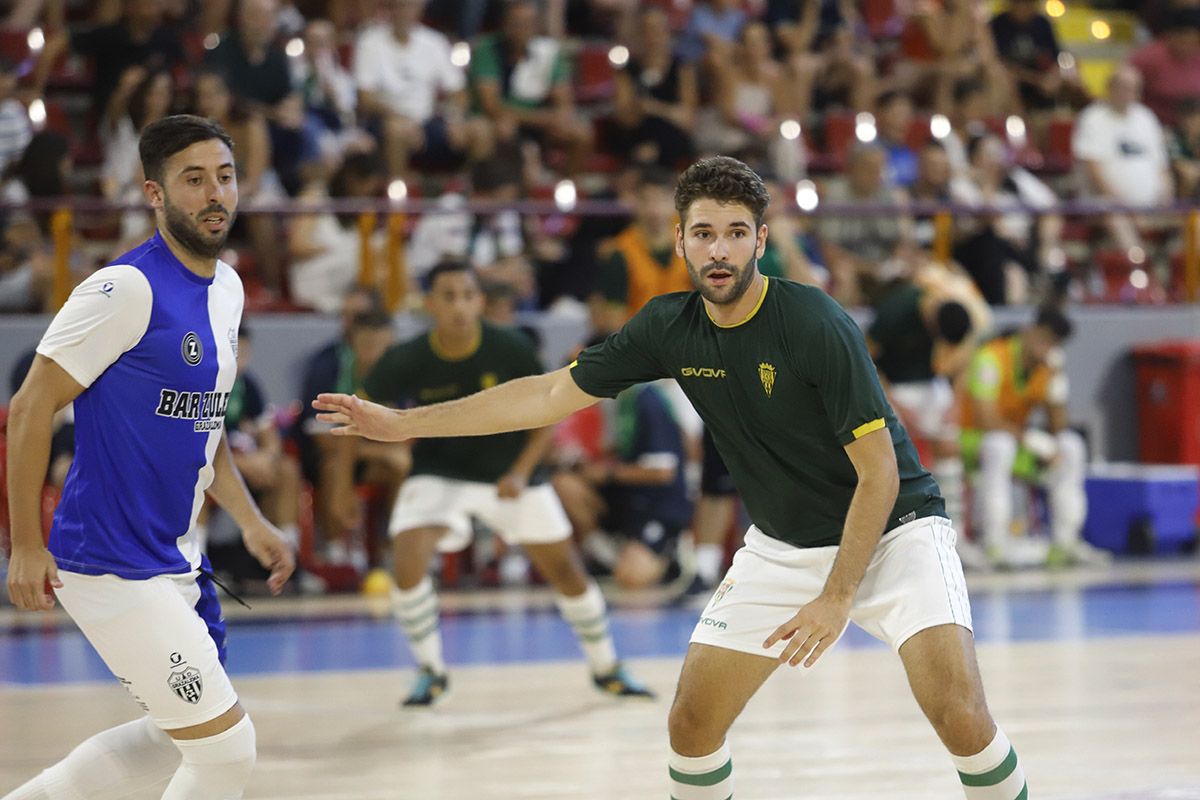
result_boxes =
[429,324,482,362]
[706,276,769,329]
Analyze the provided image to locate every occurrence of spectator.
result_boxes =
[101,69,174,243]
[609,6,698,168]
[406,155,529,296]
[772,0,875,115]
[942,77,991,177]
[0,218,51,312]
[989,0,1086,116]
[292,18,369,167]
[207,325,303,587]
[552,380,693,590]
[294,295,409,565]
[354,0,493,178]
[1072,65,1174,253]
[899,0,1012,114]
[34,0,184,114]
[7,348,73,486]
[205,0,317,193]
[818,142,914,306]
[876,89,918,187]
[288,150,387,313]
[694,20,806,181]
[1128,8,1200,128]
[1169,98,1200,199]
[909,140,953,252]
[755,177,825,287]
[470,0,593,176]
[951,132,1064,302]
[193,68,286,290]
[590,166,691,335]
[676,0,746,67]
[958,307,1107,568]
[1,131,73,260]
[0,57,32,175]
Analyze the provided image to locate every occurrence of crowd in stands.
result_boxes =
[2,0,1192,593]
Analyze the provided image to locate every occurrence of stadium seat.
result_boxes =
[575,43,615,105]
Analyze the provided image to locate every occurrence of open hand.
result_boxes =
[762,593,851,668]
[313,394,406,442]
[6,545,63,611]
[242,520,296,595]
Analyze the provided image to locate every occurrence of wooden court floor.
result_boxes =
[2,563,1199,799]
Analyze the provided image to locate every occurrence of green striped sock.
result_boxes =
[669,743,733,800]
[554,582,617,675]
[952,727,1027,799]
[391,576,445,674]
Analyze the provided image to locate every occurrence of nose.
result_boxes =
[709,235,730,262]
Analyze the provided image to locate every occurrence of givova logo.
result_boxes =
[155,389,231,432]
[681,367,726,378]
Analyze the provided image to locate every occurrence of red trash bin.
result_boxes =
[1133,340,1200,464]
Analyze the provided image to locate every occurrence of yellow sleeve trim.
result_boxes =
[852,417,886,439]
[568,359,578,369]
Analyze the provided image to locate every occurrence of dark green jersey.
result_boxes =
[571,277,943,548]
[868,283,936,384]
[364,322,544,483]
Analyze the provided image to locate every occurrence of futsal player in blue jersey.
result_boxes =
[4,115,294,800]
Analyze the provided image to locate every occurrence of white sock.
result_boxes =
[554,581,617,676]
[160,715,256,800]
[951,727,1027,799]
[695,543,724,586]
[391,576,445,674]
[669,742,733,800]
[3,716,180,800]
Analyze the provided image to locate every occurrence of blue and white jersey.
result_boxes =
[36,231,243,579]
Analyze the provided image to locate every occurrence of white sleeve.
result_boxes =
[436,35,466,93]
[352,30,382,92]
[36,265,153,388]
[1071,107,1107,162]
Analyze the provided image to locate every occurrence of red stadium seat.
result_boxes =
[1045,117,1074,172]
[575,43,616,105]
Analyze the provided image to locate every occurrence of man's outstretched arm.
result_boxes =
[314,366,600,442]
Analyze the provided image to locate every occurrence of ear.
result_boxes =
[674,222,684,258]
[756,222,768,259]
[142,179,164,210]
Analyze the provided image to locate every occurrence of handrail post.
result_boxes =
[50,207,72,309]
[385,211,406,312]
[1186,209,1199,303]
[357,211,377,288]
[933,208,952,265]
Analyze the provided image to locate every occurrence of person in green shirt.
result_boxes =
[362,260,652,706]
[315,158,1026,799]
[468,0,592,174]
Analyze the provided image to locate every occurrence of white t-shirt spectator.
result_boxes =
[1072,101,1170,207]
[0,98,32,173]
[353,23,464,123]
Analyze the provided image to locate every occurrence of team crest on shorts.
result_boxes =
[168,666,204,704]
[711,577,736,606]
[758,362,776,397]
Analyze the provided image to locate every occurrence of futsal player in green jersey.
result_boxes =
[316,158,1026,799]
[362,261,652,706]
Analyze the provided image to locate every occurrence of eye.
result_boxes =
[219,173,233,184]
[695,231,709,239]
[732,230,746,238]
[187,176,201,186]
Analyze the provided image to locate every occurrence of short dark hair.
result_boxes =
[934,301,972,344]
[876,88,910,110]
[952,78,986,106]
[674,156,770,226]
[637,164,678,190]
[425,259,478,291]
[1035,306,1073,340]
[139,114,235,184]
[349,309,393,331]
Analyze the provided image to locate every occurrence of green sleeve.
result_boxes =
[362,344,408,406]
[798,292,892,445]
[550,47,571,85]
[570,300,669,398]
[597,250,630,303]
[469,36,502,83]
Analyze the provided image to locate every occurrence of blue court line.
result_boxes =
[1,582,1197,686]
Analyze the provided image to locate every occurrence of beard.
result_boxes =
[684,252,759,306]
[162,195,235,260]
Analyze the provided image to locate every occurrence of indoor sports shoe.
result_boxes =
[1046,541,1114,569]
[593,664,655,699]
[402,667,449,708]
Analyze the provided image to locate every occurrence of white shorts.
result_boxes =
[54,570,239,730]
[388,474,572,553]
[690,516,972,660]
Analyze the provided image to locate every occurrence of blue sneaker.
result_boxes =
[402,667,449,708]
[592,663,655,699]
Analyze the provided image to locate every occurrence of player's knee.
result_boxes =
[926,696,993,751]
[667,697,722,755]
[170,715,257,796]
